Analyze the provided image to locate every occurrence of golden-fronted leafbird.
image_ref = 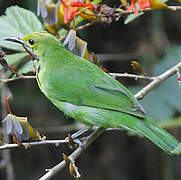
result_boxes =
[5,31,180,155]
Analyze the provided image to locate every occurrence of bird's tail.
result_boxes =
[119,117,179,155]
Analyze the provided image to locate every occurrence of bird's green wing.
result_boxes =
[39,51,146,118]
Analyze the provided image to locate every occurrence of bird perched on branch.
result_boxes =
[5,31,180,155]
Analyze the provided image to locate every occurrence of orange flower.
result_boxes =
[60,0,95,24]
[61,0,79,24]
[138,0,151,10]
[127,0,151,15]
[71,1,94,9]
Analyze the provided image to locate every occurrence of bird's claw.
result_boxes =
[66,127,91,148]
[66,133,84,149]
[72,138,84,148]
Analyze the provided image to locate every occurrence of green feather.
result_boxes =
[8,31,180,155]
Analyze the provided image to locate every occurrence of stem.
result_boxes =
[0,139,69,151]
[5,96,12,114]
[109,73,155,81]
[135,61,181,100]
[0,71,14,180]
[39,127,105,180]
[0,76,36,83]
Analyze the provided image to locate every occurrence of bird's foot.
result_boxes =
[67,133,84,148]
[66,127,91,148]
[72,137,84,148]
[71,127,91,139]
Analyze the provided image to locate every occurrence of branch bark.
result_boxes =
[39,127,105,180]
[0,139,69,151]
[0,73,155,83]
[0,75,35,83]
[109,73,155,81]
[135,61,181,100]
[0,72,14,180]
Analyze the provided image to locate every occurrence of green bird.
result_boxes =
[5,31,179,155]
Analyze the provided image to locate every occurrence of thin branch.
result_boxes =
[1,117,181,150]
[135,61,181,100]
[109,73,155,81]
[167,6,181,11]
[0,73,15,180]
[0,139,69,151]
[76,21,95,31]
[0,73,156,83]
[39,127,105,180]
[0,76,35,83]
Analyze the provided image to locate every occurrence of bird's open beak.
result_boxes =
[4,37,37,61]
[4,37,25,45]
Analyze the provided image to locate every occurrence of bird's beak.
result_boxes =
[4,37,25,45]
[4,37,37,61]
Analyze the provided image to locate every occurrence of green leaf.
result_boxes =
[92,0,102,4]
[0,53,28,71]
[0,6,43,51]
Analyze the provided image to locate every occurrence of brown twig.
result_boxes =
[0,139,69,151]
[135,61,181,100]
[76,21,95,31]
[39,127,105,180]
[0,72,15,180]
[109,73,155,81]
[0,76,36,83]
[0,73,156,83]
[166,6,181,11]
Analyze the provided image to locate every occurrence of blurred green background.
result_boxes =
[1,0,181,180]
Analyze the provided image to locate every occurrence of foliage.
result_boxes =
[0,6,44,76]
[0,53,27,71]
[0,6,43,51]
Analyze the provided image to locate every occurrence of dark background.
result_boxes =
[1,0,181,179]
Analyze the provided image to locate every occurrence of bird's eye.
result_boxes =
[28,39,35,45]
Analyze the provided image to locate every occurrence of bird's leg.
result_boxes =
[67,127,91,148]
[71,127,91,139]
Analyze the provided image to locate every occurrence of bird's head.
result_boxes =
[5,31,59,61]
